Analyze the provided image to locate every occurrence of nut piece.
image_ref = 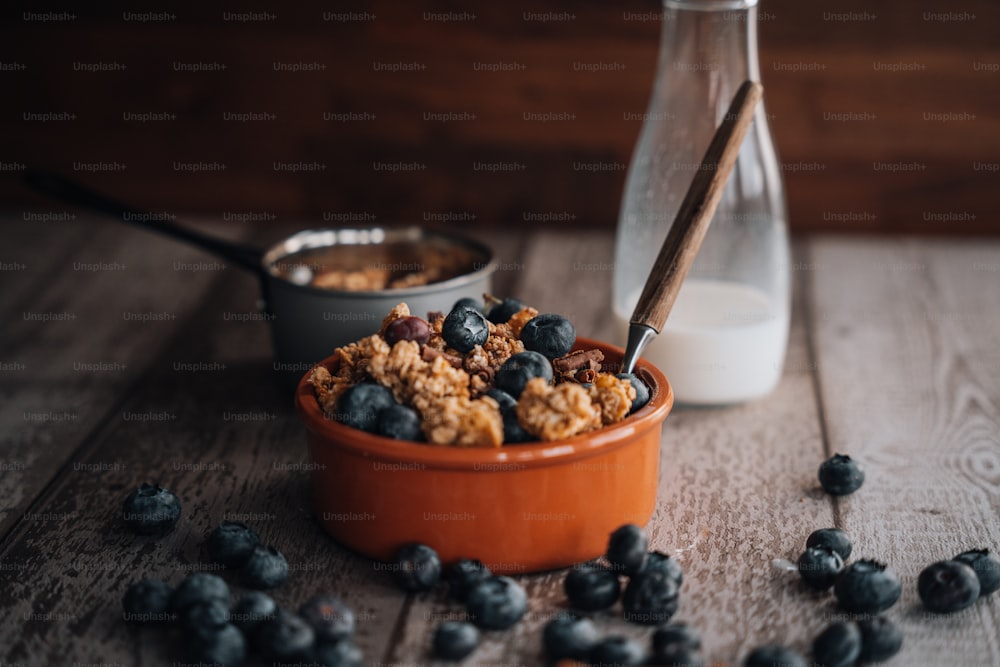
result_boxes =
[516,377,601,441]
[589,373,635,425]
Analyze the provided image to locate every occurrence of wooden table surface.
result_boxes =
[1,216,999,666]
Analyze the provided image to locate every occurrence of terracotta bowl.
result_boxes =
[295,337,673,575]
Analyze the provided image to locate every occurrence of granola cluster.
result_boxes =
[308,300,642,446]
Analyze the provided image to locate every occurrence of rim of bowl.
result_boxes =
[261,226,495,298]
[295,336,674,469]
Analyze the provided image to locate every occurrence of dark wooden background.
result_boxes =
[2,0,999,234]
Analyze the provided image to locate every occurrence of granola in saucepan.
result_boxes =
[307,298,649,446]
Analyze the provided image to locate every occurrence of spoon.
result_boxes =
[621,80,764,375]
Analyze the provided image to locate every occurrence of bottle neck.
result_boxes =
[652,0,760,123]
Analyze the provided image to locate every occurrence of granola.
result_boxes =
[308,298,644,446]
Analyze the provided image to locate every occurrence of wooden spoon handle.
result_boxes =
[629,80,764,332]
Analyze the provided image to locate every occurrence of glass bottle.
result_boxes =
[612,0,790,405]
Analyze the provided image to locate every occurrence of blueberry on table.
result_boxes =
[542,613,599,661]
[442,304,489,352]
[384,315,431,346]
[122,482,181,536]
[336,383,396,433]
[495,351,553,398]
[616,372,651,413]
[812,621,862,667]
[121,578,173,623]
[486,297,524,324]
[641,551,684,586]
[465,576,528,630]
[588,635,647,666]
[622,569,679,625]
[170,572,230,614]
[446,558,492,602]
[833,559,901,613]
[857,615,903,662]
[393,543,442,593]
[377,403,423,441]
[486,388,532,443]
[241,545,289,590]
[231,591,277,632]
[744,644,807,667]
[520,313,576,359]
[806,527,852,561]
[818,453,865,495]
[953,548,1000,597]
[797,547,844,590]
[299,593,356,642]
[607,523,649,576]
[181,598,230,639]
[652,621,702,654]
[433,620,480,660]
[314,638,364,667]
[917,560,981,613]
[563,564,621,612]
[206,520,260,567]
[254,609,316,662]
[184,623,246,667]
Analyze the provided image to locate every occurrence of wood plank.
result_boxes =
[0,216,249,540]
[810,237,1000,666]
[385,232,836,664]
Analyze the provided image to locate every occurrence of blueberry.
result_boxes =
[241,545,289,590]
[486,388,532,443]
[812,621,862,667]
[953,548,1000,597]
[520,313,576,359]
[298,593,355,643]
[564,563,621,612]
[393,543,442,592]
[833,559,901,613]
[254,609,316,662]
[542,613,599,661]
[857,615,903,662]
[184,623,246,667]
[181,598,230,639]
[806,528,852,561]
[652,622,702,654]
[376,403,423,441]
[336,383,396,433]
[231,591,277,632]
[818,454,865,495]
[495,351,553,398]
[314,638,364,667]
[446,558,492,602]
[616,373,651,413]
[433,620,480,660]
[170,573,230,614]
[797,547,844,590]
[641,551,683,586]
[744,644,807,667]
[465,576,528,630]
[442,305,489,353]
[917,560,981,613]
[453,296,482,312]
[122,483,181,535]
[588,635,647,666]
[622,570,679,625]
[122,578,173,624]
[384,315,432,346]
[607,523,649,576]
[206,520,260,568]
[486,297,524,324]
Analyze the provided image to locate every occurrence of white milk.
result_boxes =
[615,280,789,405]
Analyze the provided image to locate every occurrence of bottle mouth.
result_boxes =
[662,0,758,10]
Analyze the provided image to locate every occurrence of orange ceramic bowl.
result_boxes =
[295,337,673,575]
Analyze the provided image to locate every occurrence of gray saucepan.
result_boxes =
[23,169,494,388]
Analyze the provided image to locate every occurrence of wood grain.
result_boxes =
[809,237,1000,665]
